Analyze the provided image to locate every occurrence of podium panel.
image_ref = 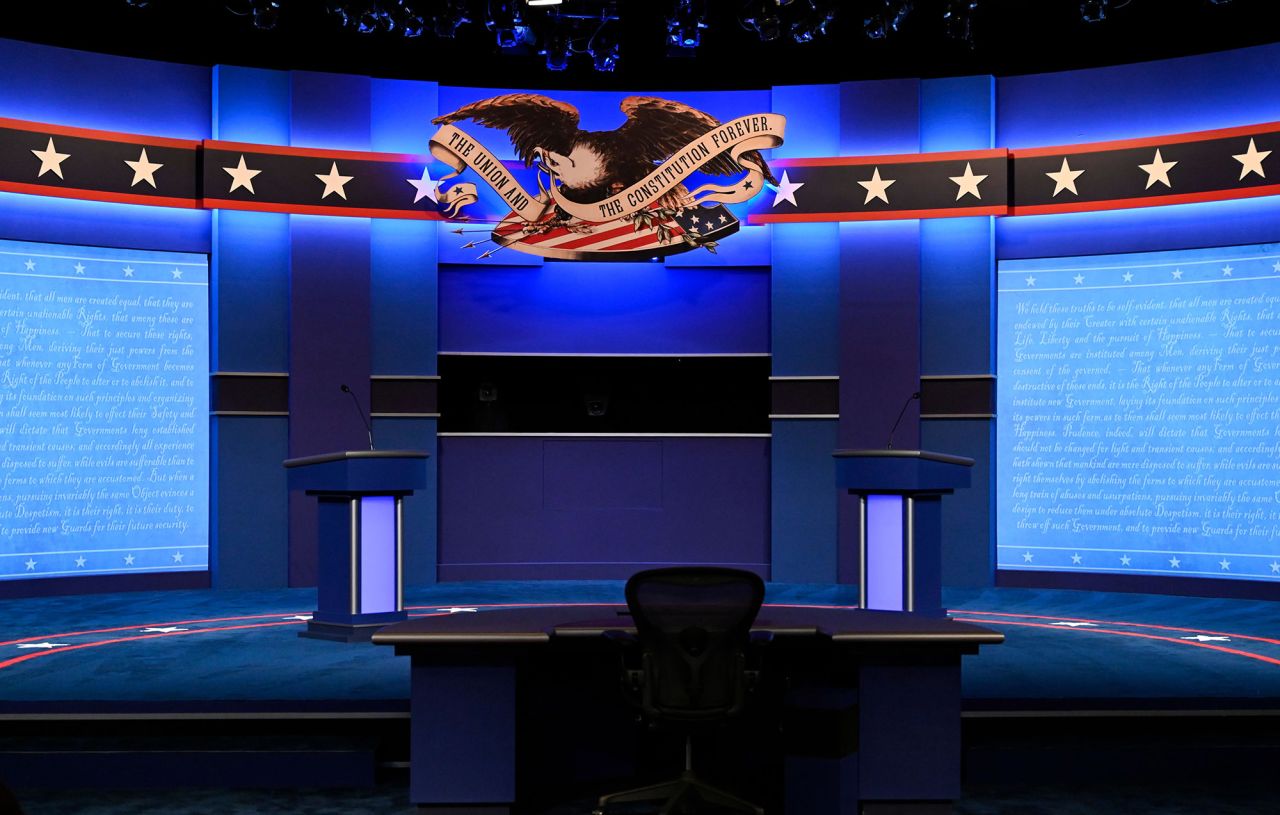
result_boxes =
[285,450,429,641]
[836,450,973,616]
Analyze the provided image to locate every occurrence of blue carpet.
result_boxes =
[1,581,1277,711]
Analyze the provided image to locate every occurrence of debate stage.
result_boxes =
[2,580,1279,811]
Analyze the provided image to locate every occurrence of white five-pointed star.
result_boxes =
[1022,551,1034,562]
[316,162,354,200]
[284,615,313,621]
[1273,260,1280,273]
[1233,138,1271,180]
[74,262,85,274]
[125,148,164,188]
[1025,275,1037,287]
[172,552,185,563]
[75,556,86,568]
[1172,268,1183,279]
[1222,265,1233,276]
[1046,157,1084,197]
[1271,561,1280,574]
[124,553,136,565]
[1138,148,1177,189]
[31,137,70,179]
[1169,556,1181,568]
[858,167,896,205]
[24,259,35,271]
[1120,555,1132,566]
[406,165,439,204]
[1053,622,1098,628]
[141,627,188,634]
[950,162,988,200]
[1181,635,1231,642]
[123,266,135,278]
[17,642,68,650]
[24,559,36,571]
[438,607,479,614]
[1219,559,1231,570]
[770,170,805,208]
[1071,553,1083,564]
[171,268,183,279]
[1073,274,1085,285]
[1122,271,1134,282]
[224,155,262,195]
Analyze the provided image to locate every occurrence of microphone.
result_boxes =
[886,391,921,450]
[340,384,375,451]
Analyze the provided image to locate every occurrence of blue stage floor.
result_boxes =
[1,581,1278,713]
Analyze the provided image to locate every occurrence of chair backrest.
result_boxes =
[624,566,765,721]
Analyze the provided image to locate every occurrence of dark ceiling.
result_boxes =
[0,1,1276,91]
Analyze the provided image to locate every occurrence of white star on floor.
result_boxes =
[1052,622,1097,628]
[224,155,262,195]
[1025,275,1037,287]
[17,642,68,650]
[438,607,479,614]
[1219,559,1231,571]
[24,559,36,571]
[75,556,86,568]
[74,263,85,274]
[858,167,896,205]
[123,266,135,278]
[1138,148,1177,189]
[1233,138,1271,180]
[24,259,35,271]
[141,627,189,634]
[950,162,988,200]
[1171,268,1183,280]
[284,615,313,621]
[1071,553,1083,564]
[124,553,136,565]
[172,552,185,563]
[770,170,804,208]
[406,165,438,204]
[125,148,164,188]
[1046,157,1084,197]
[171,268,183,279]
[1273,260,1280,273]
[31,137,70,179]
[1122,271,1134,283]
[1169,556,1181,568]
[316,162,354,200]
[1271,561,1280,574]
[1022,551,1034,562]
[1222,265,1233,276]
[1073,274,1085,285]
[1181,635,1231,642]
[1120,555,1132,566]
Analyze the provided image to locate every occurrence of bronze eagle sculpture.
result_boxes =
[431,94,776,209]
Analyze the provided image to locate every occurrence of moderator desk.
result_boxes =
[374,604,1001,815]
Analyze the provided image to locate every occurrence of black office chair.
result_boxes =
[594,566,767,815]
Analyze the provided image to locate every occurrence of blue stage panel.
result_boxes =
[0,238,209,582]
[997,242,1280,584]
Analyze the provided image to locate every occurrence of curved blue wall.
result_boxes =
[2,34,1278,592]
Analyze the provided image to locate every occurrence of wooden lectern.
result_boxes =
[834,449,973,616]
[284,450,429,641]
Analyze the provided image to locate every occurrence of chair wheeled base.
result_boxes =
[594,768,763,815]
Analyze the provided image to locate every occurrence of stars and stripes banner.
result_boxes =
[3,114,1280,232]
[1009,122,1280,216]
[751,148,1009,222]
[0,117,199,209]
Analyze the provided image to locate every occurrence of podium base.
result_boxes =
[299,617,405,643]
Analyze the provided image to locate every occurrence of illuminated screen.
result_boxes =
[0,239,209,581]
[997,242,1280,583]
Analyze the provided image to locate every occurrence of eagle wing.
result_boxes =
[615,96,776,184]
[432,94,581,168]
